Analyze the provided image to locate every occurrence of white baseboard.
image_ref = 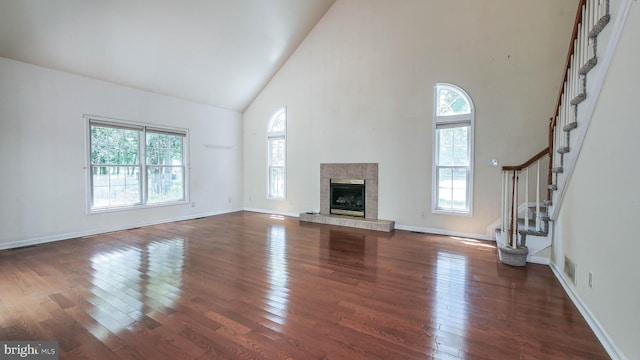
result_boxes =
[242,209,493,241]
[394,224,493,241]
[485,218,502,239]
[1,208,491,251]
[0,208,242,251]
[243,207,301,218]
[549,263,627,360]
[526,255,550,265]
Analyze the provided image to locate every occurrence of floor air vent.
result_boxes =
[564,256,577,285]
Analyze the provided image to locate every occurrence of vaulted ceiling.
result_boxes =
[0,0,336,112]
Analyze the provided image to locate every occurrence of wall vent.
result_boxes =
[564,256,577,285]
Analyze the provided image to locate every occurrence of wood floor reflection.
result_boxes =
[0,211,609,359]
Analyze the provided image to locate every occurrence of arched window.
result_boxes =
[433,84,474,214]
[267,108,286,199]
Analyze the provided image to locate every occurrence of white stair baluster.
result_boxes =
[536,160,541,232]
[504,171,509,245]
[512,171,518,248]
[591,0,595,26]
[584,4,589,61]
[577,21,583,70]
[524,168,529,232]
[501,170,505,245]
[563,90,568,143]
[575,51,579,95]
[581,7,587,67]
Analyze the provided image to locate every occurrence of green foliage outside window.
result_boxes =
[89,122,186,210]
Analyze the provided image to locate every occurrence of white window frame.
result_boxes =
[432,83,474,216]
[86,115,189,213]
[267,108,286,199]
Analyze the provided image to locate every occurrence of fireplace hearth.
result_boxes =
[330,179,365,217]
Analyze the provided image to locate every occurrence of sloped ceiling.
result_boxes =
[0,0,336,112]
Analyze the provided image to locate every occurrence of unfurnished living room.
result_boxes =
[0,1,638,359]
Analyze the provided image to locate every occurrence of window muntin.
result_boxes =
[269,112,285,133]
[267,108,286,199]
[437,87,471,116]
[88,118,187,212]
[433,84,474,214]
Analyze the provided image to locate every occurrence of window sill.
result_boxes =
[432,208,473,217]
[267,197,286,201]
[88,200,189,215]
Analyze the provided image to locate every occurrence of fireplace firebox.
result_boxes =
[330,179,365,217]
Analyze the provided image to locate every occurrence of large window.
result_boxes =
[88,117,187,212]
[433,84,474,215]
[267,108,286,199]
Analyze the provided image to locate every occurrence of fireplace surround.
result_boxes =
[299,163,394,232]
[320,163,378,219]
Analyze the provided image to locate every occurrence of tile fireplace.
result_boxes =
[299,163,394,232]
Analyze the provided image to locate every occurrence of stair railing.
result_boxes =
[499,0,612,255]
[500,148,549,248]
[549,0,609,214]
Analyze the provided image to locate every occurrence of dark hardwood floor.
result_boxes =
[0,211,609,359]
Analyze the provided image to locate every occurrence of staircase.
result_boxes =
[497,0,612,266]
[547,0,610,220]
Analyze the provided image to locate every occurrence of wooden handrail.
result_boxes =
[502,147,550,171]
[551,0,587,128]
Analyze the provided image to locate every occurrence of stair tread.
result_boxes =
[528,207,548,215]
[528,205,547,210]
[519,229,548,237]
[579,57,598,75]
[563,122,578,131]
[590,14,611,38]
[517,217,548,232]
[552,166,564,173]
[571,93,586,106]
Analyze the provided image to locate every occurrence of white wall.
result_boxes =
[552,2,640,358]
[0,57,243,249]
[243,0,577,237]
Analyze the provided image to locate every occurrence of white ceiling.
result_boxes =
[0,0,336,112]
